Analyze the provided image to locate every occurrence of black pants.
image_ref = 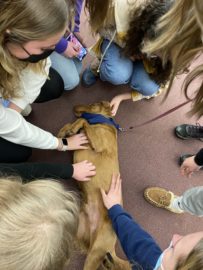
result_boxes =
[0,68,64,163]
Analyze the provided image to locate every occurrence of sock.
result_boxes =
[170,196,184,211]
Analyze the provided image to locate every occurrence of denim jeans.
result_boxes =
[50,52,82,90]
[99,39,159,96]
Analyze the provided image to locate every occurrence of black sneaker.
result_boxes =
[175,124,203,141]
[179,154,194,166]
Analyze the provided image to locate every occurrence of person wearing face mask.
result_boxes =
[0,0,95,181]
[101,174,203,270]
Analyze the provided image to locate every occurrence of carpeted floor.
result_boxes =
[28,8,203,270]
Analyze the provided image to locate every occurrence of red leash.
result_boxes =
[119,100,191,132]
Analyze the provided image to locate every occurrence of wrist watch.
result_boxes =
[61,138,68,151]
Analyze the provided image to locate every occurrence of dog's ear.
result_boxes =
[101,101,112,117]
[85,125,116,154]
[74,104,88,117]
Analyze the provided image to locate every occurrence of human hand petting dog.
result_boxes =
[101,174,122,209]
[73,160,96,181]
[67,133,89,150]
[110,93,131,116]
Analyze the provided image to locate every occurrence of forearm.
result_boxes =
[108,205,162,269]
[0,162,73,181]
[0,106,58,150]
[116,93,131,102]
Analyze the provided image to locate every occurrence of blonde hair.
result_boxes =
[143,0,203,117]
[0,0,69,99]
[0,177,79,270]
[176,238,203,270]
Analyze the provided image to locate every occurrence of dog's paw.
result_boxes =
[58,124,75,138]
[100,252,114,270]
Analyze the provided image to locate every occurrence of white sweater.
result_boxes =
[0,58,58,150]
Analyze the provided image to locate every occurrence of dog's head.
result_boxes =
[74,101,112,118]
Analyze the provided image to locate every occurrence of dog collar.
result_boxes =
[81,113,120,130]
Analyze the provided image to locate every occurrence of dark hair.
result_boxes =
[124,0,172,84]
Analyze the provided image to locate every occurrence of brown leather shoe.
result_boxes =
[144,187,183,214]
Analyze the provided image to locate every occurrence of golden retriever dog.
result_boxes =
[58,101,131,270]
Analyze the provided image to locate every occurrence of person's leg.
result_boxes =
[177,186,203,216]
[130,61,160,96]
[99,40,133,85]
[35,67,64,103]
[50,52,81,90]
[144,187,184,214]
[0,137,32,163]
[144,186,203,216]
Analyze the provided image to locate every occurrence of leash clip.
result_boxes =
[119,127,128,132]
[119,126,134,132]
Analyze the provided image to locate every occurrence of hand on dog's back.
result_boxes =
[67,133,89,150]
[73,160,96,181]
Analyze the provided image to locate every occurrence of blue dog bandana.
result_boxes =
[81,113,120,130]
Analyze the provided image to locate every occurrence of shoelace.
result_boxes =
[188,122,203,136]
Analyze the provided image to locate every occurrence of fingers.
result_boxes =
[180,166,192,177]
[111,106,116,116]
[100,188,107,200]
[115,174,121,192]
[109,173,117,193]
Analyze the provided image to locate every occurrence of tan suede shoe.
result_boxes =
[144,187,184,214]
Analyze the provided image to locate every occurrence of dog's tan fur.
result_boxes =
[58,101,131,270]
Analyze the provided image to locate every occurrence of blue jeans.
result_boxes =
[50,52,82,90]
[99,40,159,96]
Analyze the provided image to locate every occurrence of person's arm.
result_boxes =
[0,160,96,182]
[180,149,203,177]
[110,93,131,116]
[73,0,83,33]
[108,205,162,269]
[101,174,162,269]
[55,38,69,54]
[0,104,58,150]
[0,162,73,181]
[194,148,203,166]
[55,0,84,55]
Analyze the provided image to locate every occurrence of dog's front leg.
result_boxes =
[58,118,88,138]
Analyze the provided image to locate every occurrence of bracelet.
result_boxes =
[57,138,68,151]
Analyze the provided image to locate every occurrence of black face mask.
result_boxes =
[21,49,54,63]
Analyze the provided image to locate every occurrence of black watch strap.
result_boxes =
[62,138,68,146]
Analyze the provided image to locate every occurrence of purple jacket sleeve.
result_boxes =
[55,38,68,54]
[73,0,83,33]
[55,0,83,54]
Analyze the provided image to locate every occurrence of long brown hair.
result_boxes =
[85,0,110,33]
[143,0,203,117]
[124,0,172,84]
